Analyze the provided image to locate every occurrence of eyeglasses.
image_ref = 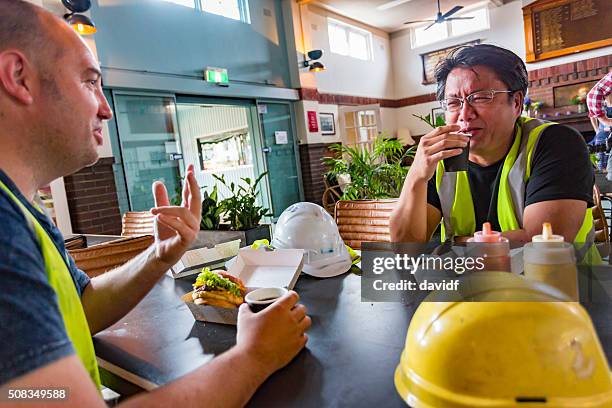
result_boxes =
[441,89,514,112]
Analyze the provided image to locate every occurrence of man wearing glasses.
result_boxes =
[390,44,594,245]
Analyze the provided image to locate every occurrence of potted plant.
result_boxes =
[523,95,532,117]
[323,135,415,200]
[193,173,272,249]
[570,94,587,114]
[200,185,222,230]
[413,112,445,128]
[531,101,544,117]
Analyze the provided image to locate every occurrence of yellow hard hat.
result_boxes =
[395,272,612,407]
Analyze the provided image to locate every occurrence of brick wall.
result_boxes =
[299,143,335,205]
[63,157,122,235]
[298,88,436,108]
[527,55,612,116]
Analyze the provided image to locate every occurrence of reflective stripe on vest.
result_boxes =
[435,117,595,251]
[0,181,101,389]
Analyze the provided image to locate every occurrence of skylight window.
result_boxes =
[411,6,489,48]
[450,8,489,37]
[328,18,373,61]
[162,0,250,23]
[202,0,249,22]
[164,0,196,8]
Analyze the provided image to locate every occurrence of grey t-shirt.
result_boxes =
[0,169,90,385]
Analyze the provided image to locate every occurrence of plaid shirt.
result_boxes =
[587,71,612,118]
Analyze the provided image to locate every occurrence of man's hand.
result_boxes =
[150,164,202,267]
[408,124,468,183]
[235,291,311,375]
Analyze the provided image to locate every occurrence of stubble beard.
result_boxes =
[38,76,99,179]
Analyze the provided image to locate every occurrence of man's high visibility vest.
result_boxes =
[0,180,101,389]
[435,117,595,251]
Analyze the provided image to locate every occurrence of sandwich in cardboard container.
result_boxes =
[184,268,246,309]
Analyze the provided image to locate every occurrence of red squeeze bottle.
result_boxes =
[471,222,503,243]
[467,223,511,272]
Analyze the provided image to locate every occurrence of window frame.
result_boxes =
[338,104,381,149]
[162,0,250,23]
[411,6,489,49]
[327,17,373,61]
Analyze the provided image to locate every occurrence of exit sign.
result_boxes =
[205,67,229,86]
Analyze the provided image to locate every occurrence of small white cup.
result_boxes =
[245,287,288,312]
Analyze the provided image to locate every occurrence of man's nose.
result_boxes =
[457,98,477,123]
[98,92,113,120]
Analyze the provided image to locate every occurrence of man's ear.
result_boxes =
[512,90,524,116]
[0,50,34,105]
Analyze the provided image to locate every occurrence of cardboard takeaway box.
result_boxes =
[185,248,305,325]
[170,239,241,279]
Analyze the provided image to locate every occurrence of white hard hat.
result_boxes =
[272,202,352,278]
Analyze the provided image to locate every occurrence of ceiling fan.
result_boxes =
[403,0,474,30]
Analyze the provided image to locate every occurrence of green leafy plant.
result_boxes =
[213,172,272,230]
[171,180,183,206]
[570,95,586,105]
[413,113,446,128]
[200,185,223,230]
[323,136,415,200]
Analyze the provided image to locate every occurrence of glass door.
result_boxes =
[175,101,256,201]
[257,101,303,218]
[112,93,183,211]
[339,104,381,149]
[174,96,273,221]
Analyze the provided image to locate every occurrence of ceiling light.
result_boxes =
[309,61,325,72]
[302,49,325,73]
[62,0,96,35]
[65,13,96,35]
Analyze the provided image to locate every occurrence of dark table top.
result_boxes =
[94,265,612,407]
[94,269,412,407]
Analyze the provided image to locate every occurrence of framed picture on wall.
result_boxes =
[420,40,481,85]
[431,107,445,127]
[319,113,336,135]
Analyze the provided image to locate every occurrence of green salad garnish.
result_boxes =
[193,268,241,297]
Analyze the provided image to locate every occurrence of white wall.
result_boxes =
[391,2,525,100]
[296,101,341,145]
[390,0,612,136]
[298,5,395,99]
[395,101,446,137]
[293,4,398,144]
[379,107,398,137]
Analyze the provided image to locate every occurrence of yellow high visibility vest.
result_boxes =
[435,117,595,252]
[0,180,101,389]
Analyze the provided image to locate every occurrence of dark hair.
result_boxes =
[434,44,528,101]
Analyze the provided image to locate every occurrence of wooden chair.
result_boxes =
[69,235,154,278]
[322,184,343,215]
[334,199,397,250]
[121,211,155,236]
[64,235,87,250]
[592,185,610,259]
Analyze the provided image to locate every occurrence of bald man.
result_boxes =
[0,1,310,406]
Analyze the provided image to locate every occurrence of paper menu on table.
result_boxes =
[170,239,241,278]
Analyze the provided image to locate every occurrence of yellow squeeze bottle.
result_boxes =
[523,223,578,300]
[531,222,564,243]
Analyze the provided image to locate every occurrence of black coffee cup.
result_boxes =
[245,287,288,312]
[443,135,470,172]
